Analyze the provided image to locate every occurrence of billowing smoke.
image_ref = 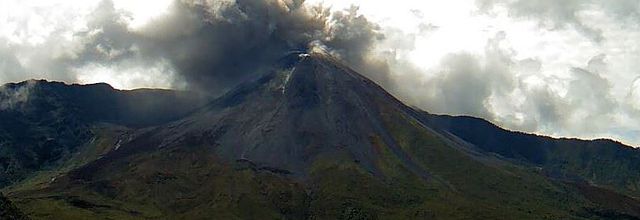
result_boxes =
[47,0,385,95]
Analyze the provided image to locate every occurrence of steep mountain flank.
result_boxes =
[3,52,640,219]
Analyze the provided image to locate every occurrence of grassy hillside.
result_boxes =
[6,107,640,219]
[0,193,28,220]
[422,113,640,197]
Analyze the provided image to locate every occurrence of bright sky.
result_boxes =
[309,0,640,145]
[0,0,175,89]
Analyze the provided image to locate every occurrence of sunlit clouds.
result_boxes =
[0,0,176,88]
[310,0,640,146]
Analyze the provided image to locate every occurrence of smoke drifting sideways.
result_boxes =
[60,0,388,95]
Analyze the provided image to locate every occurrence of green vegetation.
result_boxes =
[5,110,638,219]
[0,193,28,220]
[425,113,640,198]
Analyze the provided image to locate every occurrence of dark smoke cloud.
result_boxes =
[67,0,385,95]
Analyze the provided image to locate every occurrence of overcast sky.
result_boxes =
[1,0,640,146]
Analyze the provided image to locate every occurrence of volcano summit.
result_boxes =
[2,52,640,219]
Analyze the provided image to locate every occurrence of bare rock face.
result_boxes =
[83,51,430,178]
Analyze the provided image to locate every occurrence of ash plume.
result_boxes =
[69,0,386,95]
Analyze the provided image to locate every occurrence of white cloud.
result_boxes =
[308,0,640,146]
[74,59,184,90]
[0,0,177,89]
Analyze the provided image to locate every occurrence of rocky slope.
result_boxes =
[2,52,640,219]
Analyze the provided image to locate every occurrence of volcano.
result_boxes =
[3,52,640,219]
[86,51,436,178]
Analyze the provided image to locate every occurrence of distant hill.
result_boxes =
[420,113,640,197]
[0,80,206,187]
